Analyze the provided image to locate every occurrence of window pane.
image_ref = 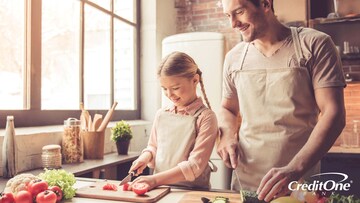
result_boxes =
[114,0,136,23]
[88,0,110,11]
[114,21,136,110]
[42,0,80,110]
[0,0,25,110]
[84,5,111,109]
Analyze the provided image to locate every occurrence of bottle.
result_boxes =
[2,116,17,178]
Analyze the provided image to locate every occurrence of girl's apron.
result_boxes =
[154,107,211,189]
[231,27,320,191]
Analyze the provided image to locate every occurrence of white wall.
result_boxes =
[140,0,177,121]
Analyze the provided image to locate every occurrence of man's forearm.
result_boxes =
[288,110,346,175]
[218,107,239,139]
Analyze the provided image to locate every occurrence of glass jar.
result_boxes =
[341,120,360,148]
[352,120,360,147]
[42,144,62,169]
[62,118,84,163]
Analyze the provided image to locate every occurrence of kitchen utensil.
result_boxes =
[98,101,118,132]
[75,180,170,203]
[234,168,244,202]
[82,131,105,159]
[119,171,135,186]
[80,102,91,131]
[179,191,241,203]
[87,115,92,131]
[92,114,103,131]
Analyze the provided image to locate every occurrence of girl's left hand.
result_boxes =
[129,175,157,191]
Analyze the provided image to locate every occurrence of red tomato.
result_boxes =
[14,190,32,203]
[28,179,48,197]
[36,190,57,203]
[0,192,15,203]
[122,183,129,191]
[132,183,148,196]
[48,186,63,202]
[102,183,118,191]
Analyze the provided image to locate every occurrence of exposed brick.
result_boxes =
[194,8,215,15]
[192,15,208,21]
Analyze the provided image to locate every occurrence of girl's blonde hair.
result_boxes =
[158,51,212,110]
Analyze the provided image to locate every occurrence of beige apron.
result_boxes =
[154,107,211,189]
[231,27,320,191]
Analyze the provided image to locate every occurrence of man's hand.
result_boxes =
[217,133,240,169]
[256,166,302,202]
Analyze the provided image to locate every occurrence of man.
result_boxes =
[217,0,346,202]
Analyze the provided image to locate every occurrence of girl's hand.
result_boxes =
[129,175,157,191]
[129,152,152,175]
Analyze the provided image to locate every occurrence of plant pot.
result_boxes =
[116,140,130,155]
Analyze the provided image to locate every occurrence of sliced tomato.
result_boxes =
[132,183,148,196]
[102,183,118,191]
[122,183,130,191]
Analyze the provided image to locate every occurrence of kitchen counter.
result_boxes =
[64,177,238,203]
[328,146,360,154]
[0,152,139,191]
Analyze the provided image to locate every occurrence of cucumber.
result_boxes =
[212,196,229,203]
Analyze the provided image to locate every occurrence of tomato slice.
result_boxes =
[132,183,148,196]
[102,183,118,191]
[122,183,130,191]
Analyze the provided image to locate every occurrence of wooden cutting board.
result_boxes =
[179,191,242,203]
[75,180,170,203]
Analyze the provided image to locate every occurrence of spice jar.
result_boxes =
[42,145,62,169]
[62,118,84,163]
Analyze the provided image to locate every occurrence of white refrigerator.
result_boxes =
[162,32,232,190]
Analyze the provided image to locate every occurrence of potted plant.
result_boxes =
[111,120,133,155]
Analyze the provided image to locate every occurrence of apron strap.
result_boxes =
[291,27,306,67]
[239,43,250,71]
[193,106,208,117]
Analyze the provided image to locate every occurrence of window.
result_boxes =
[0,0,140,127]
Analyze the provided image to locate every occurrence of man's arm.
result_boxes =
[257,87,346,202]
[217,97,241,168]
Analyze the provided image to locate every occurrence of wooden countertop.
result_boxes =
[328,146,360,154]
[0,152,139,191]
[64,177,238,203]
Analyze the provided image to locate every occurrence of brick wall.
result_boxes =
[341,83,360,145]
[176,0,241,49]
[175,0,360,146]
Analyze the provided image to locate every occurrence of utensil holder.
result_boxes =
[82,131,105,159]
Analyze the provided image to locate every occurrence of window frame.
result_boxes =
[0,0,141,128]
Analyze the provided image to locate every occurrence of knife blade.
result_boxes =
[119,171,135,186]
[234,168,244,202]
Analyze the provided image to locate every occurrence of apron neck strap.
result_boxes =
[291,27,306,66]
[239,43,250,71]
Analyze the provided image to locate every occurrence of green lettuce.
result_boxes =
[38,169,76,199]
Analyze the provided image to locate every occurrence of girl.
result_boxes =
[129,51,218,190]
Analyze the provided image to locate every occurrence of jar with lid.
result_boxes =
[341,119,360,148]
[62,118,84,163]
[42,144,62,169]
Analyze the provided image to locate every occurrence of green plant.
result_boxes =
[111,120,133,142]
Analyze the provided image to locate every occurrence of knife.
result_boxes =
[119,171,135,186]
[234,168,244,202]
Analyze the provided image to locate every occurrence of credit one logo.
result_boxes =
[288,172,351,192]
